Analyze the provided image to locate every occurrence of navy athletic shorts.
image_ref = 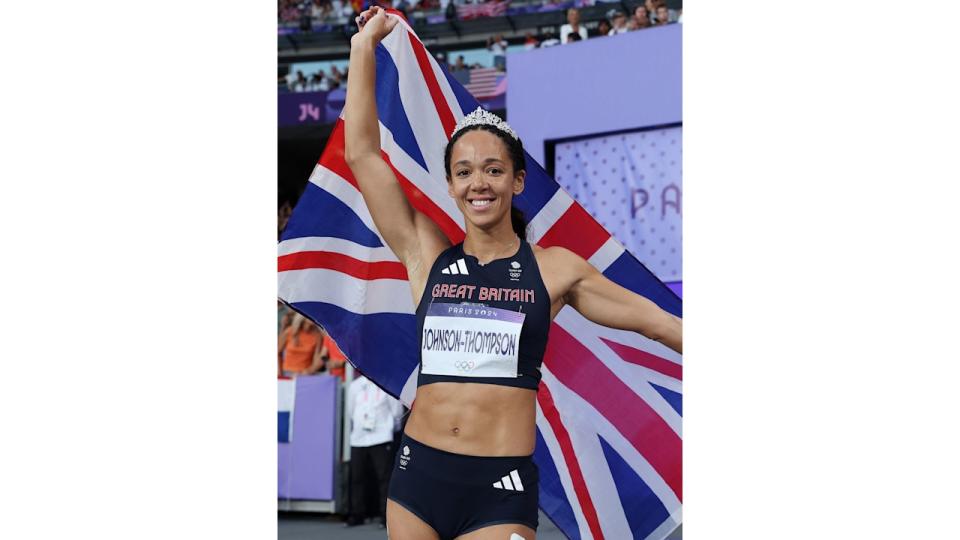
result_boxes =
[387,433,539,539]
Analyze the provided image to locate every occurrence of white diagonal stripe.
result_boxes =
[510,470,524,492]
[456,258,468,274]
[542,366,682,515]
[587,236,625,272]
[535,407,591,540]
[493,481,503,489]
[278,236,400,262]
[278,269,414,315]
[502,475,514,490]
[306,164,384,245]
[527,189,574,243]
[383,28,448,179]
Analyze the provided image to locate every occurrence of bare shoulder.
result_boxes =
[531,244,591,309]
[532,244,589,275]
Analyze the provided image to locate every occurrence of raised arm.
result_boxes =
[343,7,448,294]
[540,247,682,354]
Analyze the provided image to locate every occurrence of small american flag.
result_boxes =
[464,67,504,99]
[277,11,682,539]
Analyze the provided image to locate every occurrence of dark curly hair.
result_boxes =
[443,124,528,239]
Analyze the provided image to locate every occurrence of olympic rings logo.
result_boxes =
[455,360,476,371]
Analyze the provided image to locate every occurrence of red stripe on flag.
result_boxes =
[406,31,457,138]
[546,324,683,501]
[381,150,466,244]
[317,120,359,189]
[600,337,683,381]
[537,203,609,260]
[278,251,408,281]
[538,384,606,540]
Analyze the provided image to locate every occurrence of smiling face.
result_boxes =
[446,129,525,232]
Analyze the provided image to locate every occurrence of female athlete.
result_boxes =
[344,7,682,539]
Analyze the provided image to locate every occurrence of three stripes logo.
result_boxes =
[492,469,524,492]
[440,258,469,275]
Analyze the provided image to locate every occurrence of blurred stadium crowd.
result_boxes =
[279,0,681,92]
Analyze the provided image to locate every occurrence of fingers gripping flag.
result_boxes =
[277,12,682,539]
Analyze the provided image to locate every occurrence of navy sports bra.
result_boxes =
[415,241,551,391]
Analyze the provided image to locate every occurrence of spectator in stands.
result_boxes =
[277,301,294,377]
[646,0,666,23]
[656,5,671,25]
[560,7,588,44]
[278,200,293,236]
[331,0,349,18]
[279,0,302,22]
[291,70,308,92]
[311,0,332,21]
[633,5,652,30]
[278,300,294,334]
[523,31,539,50]
[277,300,292,345]
[319,327,349,381]
[278,74,290,92]
[452,55,467,72]
[329,65,344,89]
[299,0,313,31]
[278,314,324,376]
[539,30,560,47]
[595,18,611,38]
[487,34,508,70]
[309,72,324,91]
[345,374,404,528]
[607,9,629,35]
[314,69,331,91]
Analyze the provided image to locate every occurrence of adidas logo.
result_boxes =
[440,258,469,275]
[492,469,524,492]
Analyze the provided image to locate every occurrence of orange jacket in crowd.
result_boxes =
[280,328,322,375]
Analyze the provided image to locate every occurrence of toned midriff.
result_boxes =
[404,382,537,457]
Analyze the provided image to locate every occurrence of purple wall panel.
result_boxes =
[278,375,338,500]
[506,25,682,165]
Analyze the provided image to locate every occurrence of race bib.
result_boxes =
[421,303,525,378]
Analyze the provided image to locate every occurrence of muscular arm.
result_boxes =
[343,9,448,296]
[541,247,682,353]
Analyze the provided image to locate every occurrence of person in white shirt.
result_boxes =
[345,374,404,528]
[607,9,630,35]
[559,7,588,44]
[487,34,508,70]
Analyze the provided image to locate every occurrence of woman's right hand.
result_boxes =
[353,6,399,45]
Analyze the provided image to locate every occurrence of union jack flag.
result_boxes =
[277,12,682,539]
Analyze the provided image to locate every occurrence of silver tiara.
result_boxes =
[450,107,519,140]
